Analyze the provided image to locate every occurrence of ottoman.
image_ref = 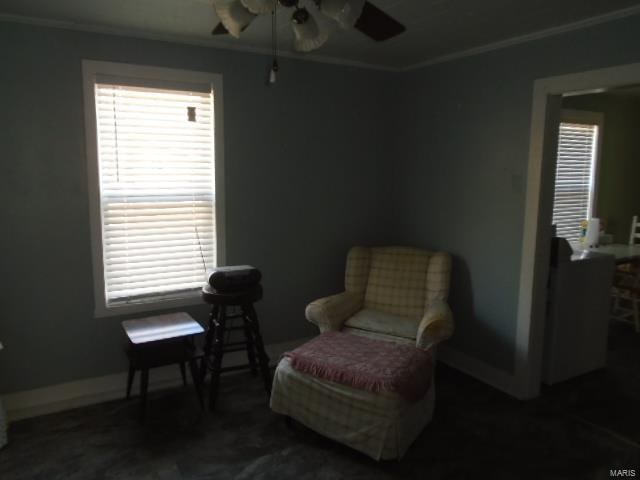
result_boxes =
[270,332,435,460]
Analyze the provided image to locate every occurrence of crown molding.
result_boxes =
[0,13,400,72]
[402,4,640,71]
[2,4,640,74]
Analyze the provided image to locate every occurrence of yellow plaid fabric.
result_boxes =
[344,246,371,295]
[305,292,363,333]
[425,252,451,306]
[416,300,454,350]
[363,247,431,319]
[270,357,435,460]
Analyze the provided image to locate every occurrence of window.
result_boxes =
[552,110,602,244]
[83,61,224,316]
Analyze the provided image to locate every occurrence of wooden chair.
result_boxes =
[611,258,640,332]
[611,216,640,332]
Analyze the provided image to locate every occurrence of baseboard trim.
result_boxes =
[4,337,524,422]
[3,338,311,422]
[437,345,522,398]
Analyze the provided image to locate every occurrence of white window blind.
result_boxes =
[552,121,599,243]
[95,82,216,306]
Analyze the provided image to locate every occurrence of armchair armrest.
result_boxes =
[416,299,454,350]
[305,291,363,333]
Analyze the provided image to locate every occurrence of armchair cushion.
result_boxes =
[345,246,372,295]
[305,291,363,333]
[344,309,420,340]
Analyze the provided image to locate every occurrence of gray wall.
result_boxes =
[0,22,398,393]
[562,93,640,243]
[396,14,640,372]
[3,12,640,394]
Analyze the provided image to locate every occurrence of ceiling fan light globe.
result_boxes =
[320,0,365,28]
[292,12,329,52]
[213,0,256,38]
[240,0,276,15]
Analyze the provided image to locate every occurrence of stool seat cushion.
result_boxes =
[201,284,263,305]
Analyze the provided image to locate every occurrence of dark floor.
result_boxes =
[1,323,639,479]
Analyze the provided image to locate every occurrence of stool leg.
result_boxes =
[201,305,219,382]
[179,362,187,387]
[209,306,226,411]
[243,315,258,376]
[126,363,135,400]
[140,368,149,421]
[244,302,271,395]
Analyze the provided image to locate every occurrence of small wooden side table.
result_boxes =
[122,312,205,420]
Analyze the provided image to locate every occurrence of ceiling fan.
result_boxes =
[210,0,406,53]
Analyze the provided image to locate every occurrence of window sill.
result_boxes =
[94,291,204,318]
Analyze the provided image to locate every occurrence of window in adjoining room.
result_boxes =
[551,110,603,244]
[83,61,224,316]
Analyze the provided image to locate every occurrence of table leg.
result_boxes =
[179,362,187,387]
[189,358,204,408]
[126,363,135,400]
[140,368,149,421]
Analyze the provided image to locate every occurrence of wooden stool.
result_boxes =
[201,284,271,411]
[122,312,205,420]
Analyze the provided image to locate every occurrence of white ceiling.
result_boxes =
[2,0,640,69]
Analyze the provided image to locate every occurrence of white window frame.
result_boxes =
[553,108,604,242]
[82,60,225,317]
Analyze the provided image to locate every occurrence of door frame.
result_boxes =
[515,62,640,399]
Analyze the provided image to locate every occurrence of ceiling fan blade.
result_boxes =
[354,1,405,42]
[211,22,229,35]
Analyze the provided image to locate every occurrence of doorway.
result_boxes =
[515,62,640,399]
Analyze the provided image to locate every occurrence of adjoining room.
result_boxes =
[542,84,640,449]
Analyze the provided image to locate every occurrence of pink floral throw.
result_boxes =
[284,332,433,402]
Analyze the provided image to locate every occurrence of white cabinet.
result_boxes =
[543,252,615,385]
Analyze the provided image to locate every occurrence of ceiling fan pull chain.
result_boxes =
[269,1,279,84]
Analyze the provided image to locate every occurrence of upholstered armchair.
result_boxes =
[271,246,454,460]
[306,246,454,351]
